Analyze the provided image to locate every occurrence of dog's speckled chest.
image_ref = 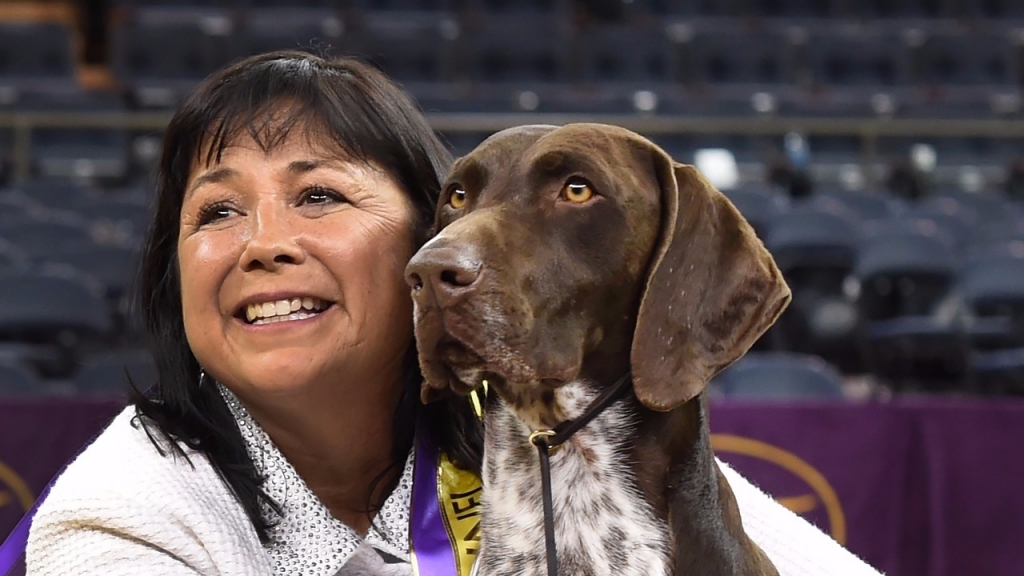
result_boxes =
[475,382,671,576]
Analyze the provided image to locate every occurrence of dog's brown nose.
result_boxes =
[406,245,482,305]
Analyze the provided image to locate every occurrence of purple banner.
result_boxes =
[410,424,459,576]
[2,397,1023,576]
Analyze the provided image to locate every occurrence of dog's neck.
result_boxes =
[478,380,671,576]
[478,380,769,576]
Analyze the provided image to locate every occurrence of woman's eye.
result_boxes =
[301,186,345,205]
[196,203,236,225]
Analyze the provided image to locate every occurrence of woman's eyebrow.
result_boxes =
[287,159,325,174]
[187,167,237,198]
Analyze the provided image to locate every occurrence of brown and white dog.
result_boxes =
[406,124,790,576]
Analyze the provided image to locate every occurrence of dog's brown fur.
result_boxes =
[406,123,790,575]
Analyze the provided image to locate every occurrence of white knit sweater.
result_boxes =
[26,407,883,575]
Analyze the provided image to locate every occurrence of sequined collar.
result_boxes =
[219,385,414,576]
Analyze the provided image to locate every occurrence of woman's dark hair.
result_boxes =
[132,50,483,542]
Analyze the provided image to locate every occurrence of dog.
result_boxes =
[406,123,790,576]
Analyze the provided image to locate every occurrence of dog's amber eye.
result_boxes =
[562,180,595,204]
[448,187,467,209]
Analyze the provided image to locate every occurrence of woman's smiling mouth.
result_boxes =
[242,297,332,325]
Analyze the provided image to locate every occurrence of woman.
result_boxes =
[25,51,881,575]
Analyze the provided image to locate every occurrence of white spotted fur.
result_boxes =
[475,381,671,576]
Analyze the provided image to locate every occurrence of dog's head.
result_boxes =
[406,124,790,411]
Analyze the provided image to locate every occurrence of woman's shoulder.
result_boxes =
[27,406,268,575]
[39,406,212,507]
[717,458,884,575]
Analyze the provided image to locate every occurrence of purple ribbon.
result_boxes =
[2,427,463,576]
[0,483,47,576]
[411,424,460,576]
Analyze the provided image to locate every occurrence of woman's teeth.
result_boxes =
[245,298,326,324]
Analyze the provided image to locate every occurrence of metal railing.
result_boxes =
[3,110,1024,182]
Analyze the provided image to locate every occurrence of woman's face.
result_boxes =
[178,129,417,401]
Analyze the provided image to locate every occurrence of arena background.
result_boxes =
[1,0,1023,574]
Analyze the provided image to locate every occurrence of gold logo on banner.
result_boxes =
[711,434,847,545]
[437,452,483,576]
[0,458,34,515]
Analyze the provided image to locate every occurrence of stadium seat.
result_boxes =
[805,32,911,86]
[0,193,43,223]
[765,206,862,368]
[464,0,571,15]
[899,200,979,246]
[855,0,947,17]
[75,349,157,397]
[354,0,452,10]
[964,0,1024,20]
[970,347,1024,396]
[0,358,42,398]
[13,87,130,181]
[11,178,91,207]
[0,22,75,81]
[0,238,28,272]
[344,13,457,83]
[0,268,111,337]
[578,24,677,84]
[0,216,96,262]
[959,256,1024,351]
[0,268,113,377]
[111,9,237,107]
[236,8,343,60]
[854,226,966,388]
[745,0,842,17]
[52,245,141,302]
[456,16,574,84]
[927,188,1019,225]
[73,194,153,246]
[714,352,846,400]
[916,33,1019,87]
[721,187,790,238]
[806,189,906,223]
[683,31,796,86]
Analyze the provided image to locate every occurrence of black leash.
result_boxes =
[527,373,634,576]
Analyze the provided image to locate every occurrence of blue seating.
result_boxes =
[578,24,676,84]
[959,256,1024,351]
[456,16,574,84]
[917,33,1019,87]
[805,32,910,86]
[112,9,237,106]
[236,8,343,61]
[722,187,790,239]
[714,352,846,400]
[344,13,457,83]
[464,0,571,14]
[0,22,75,81]
[684,31,795,86]
[807,190,906,223]
[0,269,111,338]
[765,205,862,368]
[855,225,966,388]
[75,349,157,397]
[0,359,42,398]
[0,216,96,262]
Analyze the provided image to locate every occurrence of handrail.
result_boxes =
[3,110,1024,182]
[4,110,1024,136]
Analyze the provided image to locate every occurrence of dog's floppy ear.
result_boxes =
[630,157,791,412]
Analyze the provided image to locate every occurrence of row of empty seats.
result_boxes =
[106,0,1024,20]
[730,185,1024,394]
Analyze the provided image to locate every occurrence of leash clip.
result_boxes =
[528,429,558,451]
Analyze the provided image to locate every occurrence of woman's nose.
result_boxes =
[238,207,305,272]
